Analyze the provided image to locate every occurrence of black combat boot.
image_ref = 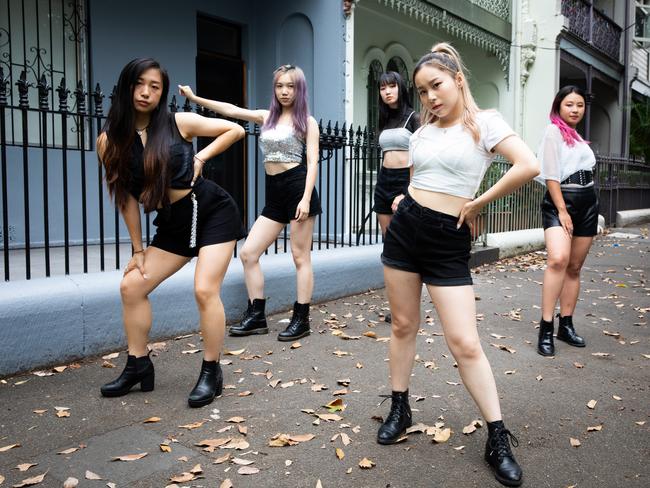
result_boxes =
[556,314,586,347]
[229,298,268,336]
[376,390,412,445]
[188,359,223,408]
[485,420,522,487]
[277,302,311,341]
[537,318,555,356]
[100,353,154,397]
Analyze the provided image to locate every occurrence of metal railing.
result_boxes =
[561,0,622,61]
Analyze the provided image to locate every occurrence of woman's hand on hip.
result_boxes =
[191,155,205,186]
[391,194,405,213]
[457,199,481,230]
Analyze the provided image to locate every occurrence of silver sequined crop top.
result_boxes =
[259,124,305,164]
[379,112,416,152]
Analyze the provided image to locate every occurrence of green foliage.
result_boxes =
[629,98,650,161]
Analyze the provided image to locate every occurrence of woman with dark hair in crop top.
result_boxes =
[377,44,539,487]
[536,86,597,357]
[97,58,246,408]
[179,64,321,342]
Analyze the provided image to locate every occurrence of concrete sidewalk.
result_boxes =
[0,228,648,487]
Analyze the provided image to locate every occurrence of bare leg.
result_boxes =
[290,216,316,303]
[541,227,571,321]
[120,247,190,356]
[194,241,236,361]
[559,236,594,316]
[384,266,423,391]
[239,216,285,299]
[427,284,502,422]
[378,213,392,238]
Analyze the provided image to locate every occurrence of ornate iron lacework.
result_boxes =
[378,0,511,78]
[469,0,510,20]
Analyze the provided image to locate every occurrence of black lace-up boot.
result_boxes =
[537,318,555,356]
[100,353,154,397]
[376,390,412,445]
[485,420,522,487]
[277,302,311,341]
[188,359,223,408]
[229,298,268,336]
[556,314,586,347]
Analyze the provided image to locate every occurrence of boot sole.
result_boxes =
[277,330,311,342]
[556,337,586,347]
[188,395,216,408]
[536,349,555,357]
[100,386,153,397]
[229,327,269,337]
[376,434,406,445]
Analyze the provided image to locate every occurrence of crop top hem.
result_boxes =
[409,183,474,200]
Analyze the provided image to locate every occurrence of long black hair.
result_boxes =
[102,58,171,212]
[378,71,413,131]
[550,85,587,147]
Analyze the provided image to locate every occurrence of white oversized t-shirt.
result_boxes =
[408,110,516,199]
[535,123,595,186]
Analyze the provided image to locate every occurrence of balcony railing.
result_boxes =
[561,0,622,61]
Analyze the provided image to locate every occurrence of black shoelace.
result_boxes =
[489,428,519,460]
[378,394,410,422]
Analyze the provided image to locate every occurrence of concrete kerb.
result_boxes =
[616,208,650,227]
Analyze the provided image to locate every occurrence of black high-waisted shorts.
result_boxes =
[541,186,598,237]
[261,164,322,224]
[373,166,410,214]
[381,194,472,286]
[150,178,246,257]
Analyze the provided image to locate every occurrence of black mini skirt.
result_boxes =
[541,186,598,237]
[150,178,246,257]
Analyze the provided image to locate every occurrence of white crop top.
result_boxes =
[408,110,516,199]
[534,124,595,186]
[378,112,416,152]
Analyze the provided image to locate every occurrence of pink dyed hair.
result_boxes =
[550,86,588,147]
[262,65,310,140]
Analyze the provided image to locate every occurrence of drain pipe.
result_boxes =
[621,0,631,157]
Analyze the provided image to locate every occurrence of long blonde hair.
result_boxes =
[413,43,481,143]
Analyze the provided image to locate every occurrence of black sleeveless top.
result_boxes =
[128,114,195,200]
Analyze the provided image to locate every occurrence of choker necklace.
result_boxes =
[135,125,148,136]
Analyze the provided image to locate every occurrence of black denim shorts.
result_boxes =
[261,164,322,224]
[373,167,410,214]
[150,178,246,257]
[541,186,598,237]
[381,194,472,286]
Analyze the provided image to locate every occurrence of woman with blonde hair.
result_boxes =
[179,64,320,341]
[377,44,539,486]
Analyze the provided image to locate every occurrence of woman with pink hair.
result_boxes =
[179,65,320,342]
[537,85,597,357]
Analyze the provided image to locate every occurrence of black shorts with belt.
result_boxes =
[381,194,472,286]
[373,167,410,215]
[261,164,322,224]
[150,178,246,257]
[541,185,598,237]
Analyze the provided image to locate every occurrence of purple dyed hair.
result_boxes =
[550,85,588,147]
[262,65,310,140]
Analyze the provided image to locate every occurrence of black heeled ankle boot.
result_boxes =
[188,359,223,408]
[100,353,154,397]
[537,318,555,356]
[376,390,412,445]
[556,314,586,347]
[485,420,522,487]
[277,302,311,341]
[229,298,268,336]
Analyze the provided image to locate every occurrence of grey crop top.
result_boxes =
[259,124,305,164]
[379,112,417,152]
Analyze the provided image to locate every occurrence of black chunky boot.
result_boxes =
[556,314,586,347]
[537,318,555,356]
[376,390,412,445]
[188,359,223,408]
[100,353,154,397]
[229,298,268,336]
[277,302,311,341]
[384,312,392,324]
[485,420,522,487]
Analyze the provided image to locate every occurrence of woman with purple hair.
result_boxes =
[536,86,597,357]
[179,65,321,341]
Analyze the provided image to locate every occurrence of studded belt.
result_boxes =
[561,170,593,186]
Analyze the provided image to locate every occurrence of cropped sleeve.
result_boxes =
[537,124,562,183]
[479,111,516,153]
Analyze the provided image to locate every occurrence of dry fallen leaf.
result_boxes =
[490,343,516,353]
[237,466,260,475]
[143,416,161,423]
[227,416,246,423]
[612,395,622,401]
[358,457,375,469]
[219,480,233,488]
[587,425,603,432]
[315,413,343,422]
[102,352,119,360]
[573,362,584,369]
[224,348,246,356]
[232,458,255,466]
[432,428,452,443]
[290,342,302,349]
[160,444,172,453]
[170,472,195,483]
[111,452,148,462]
[587,399,597,410]
[269,433,315,447]
[62,477,78,488]
[85,471,102,480]
[462,420,483,435]
[0,444,20,452]
[591,352,611,358]
[13,472,47,487]
[325,398,346,412]
[57,447,80,455]
[570,437,581,448]
[213,454,231,464]
[335,447,345,460]
[179,421,205,430]
[16,464,37,472]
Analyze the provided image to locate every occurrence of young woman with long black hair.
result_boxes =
[537,86,597,357]
[179,64,321,342]
[377,44,539,486]
[98,58,246,408]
